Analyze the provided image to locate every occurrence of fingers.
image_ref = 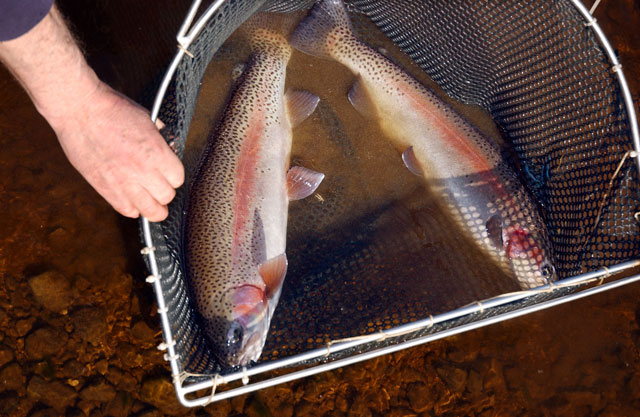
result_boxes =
[128,183,169,222]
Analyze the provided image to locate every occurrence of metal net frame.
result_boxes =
[138,0,640,407]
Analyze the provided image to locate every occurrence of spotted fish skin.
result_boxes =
[291,0,556,289]
[185,14,323,367]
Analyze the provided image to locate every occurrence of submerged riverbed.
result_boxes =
[0,0,639,416]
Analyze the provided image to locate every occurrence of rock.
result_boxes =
[245,396,272,417]
[63,360,89,379]
[107,270,133,299]
[140,376,184,416]
[103,391,134,417]
[71,307,107,347]
[0,362,24,392]
[27,376,78,412]
[29,409,59,417]
[204,398,233,417]
[79,378,117,403]
[47,227,73,250]
[563,390,603,414]
[16,317,35,337]
[406,381,430,413]
[599,404,640,417]
[482,359,505,393]
[34,360,56,380]
[0,348,14,368]
[116,342,144,368]
[294,400,315,417]
[388,407,417,417]
[130,320,157,347]
[466,369,483,397]
[28,270,73,313]
[95,359,109,375]
[105,366,138,392]
[25,326,69,360]
[435,363,467,393]
[257,387,294,417]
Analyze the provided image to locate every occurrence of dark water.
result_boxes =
[0,1,639,416]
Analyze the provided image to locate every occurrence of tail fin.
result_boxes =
[243,12,293,56]
[290,0,355,59]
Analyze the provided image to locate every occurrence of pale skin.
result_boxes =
[0,5,184,221]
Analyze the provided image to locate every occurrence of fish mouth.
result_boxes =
[236,331,265,365]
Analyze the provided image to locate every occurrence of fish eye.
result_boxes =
[541,262,555,279]
[226,322,244,348]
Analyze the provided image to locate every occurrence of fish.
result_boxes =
[290,0,556,289]
[184,13,325,367]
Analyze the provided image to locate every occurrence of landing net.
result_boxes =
[139,0,640,406]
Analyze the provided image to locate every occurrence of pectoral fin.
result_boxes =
[258,253,288,299]
[286,90,320,128]
[287,166,325,200]
[402,146,424,176]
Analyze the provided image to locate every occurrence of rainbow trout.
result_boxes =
[184,14,324,366]
[291,0,556,289]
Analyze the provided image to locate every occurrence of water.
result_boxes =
[185,12,523,361]
[0,0,639,415]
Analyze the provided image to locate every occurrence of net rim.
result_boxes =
[139,0,640,407]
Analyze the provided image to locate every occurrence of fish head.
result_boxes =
[205,253,288,367]
[503,226,557,288]
[207,283,270,367]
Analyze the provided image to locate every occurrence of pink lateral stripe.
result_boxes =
[232,105,265,261]
[399,81,492,174]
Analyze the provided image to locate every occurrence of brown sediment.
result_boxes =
[0,0,639,416]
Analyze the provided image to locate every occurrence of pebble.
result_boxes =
[130,320,157,347]
[204,398,232,417]
[406,381,430,413]
[16,318,35,337]
[62,360,88,379]
[435,362,467,393]
[0,362,24,392]
[140,376,185,416]
[79,378,117,403]
[47,227,74,250]
[27,376,78,412]
[25,326,69,360]
[70,307,107,347]
[103,391,134,417]
[0,348,14,367]
[105,366,138,392]
[27,270,73,313]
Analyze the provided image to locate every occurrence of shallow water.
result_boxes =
[0,0,639,416]
[185,12,525,360]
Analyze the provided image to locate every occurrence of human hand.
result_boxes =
[0,5,184,222]
[48,82,184,221]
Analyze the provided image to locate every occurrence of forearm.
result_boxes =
[0,5,100,126]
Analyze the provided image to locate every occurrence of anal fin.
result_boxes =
[347,76,377,118]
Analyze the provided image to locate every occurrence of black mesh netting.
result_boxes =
[142,0,640,376]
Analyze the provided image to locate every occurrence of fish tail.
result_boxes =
[243,12,293,57]
[290,0,356,59]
